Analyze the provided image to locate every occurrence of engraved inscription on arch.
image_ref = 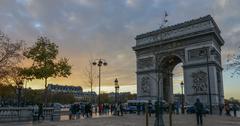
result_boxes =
[136,21,212,46]
[137,57,154,69]
[188,48,207,61]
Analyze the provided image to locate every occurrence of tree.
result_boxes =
[0,83,16,106]
[228,97,240,104]
[0,31,24,84]
[23,88,44,105]
[226,51,240,77]
[82,59,97,103]
[22,36,71,104]
[50,92,75,104]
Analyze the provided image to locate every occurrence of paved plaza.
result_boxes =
[1,114,240,126]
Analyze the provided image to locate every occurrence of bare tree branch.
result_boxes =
[82,59,97,92]
[0,31,24,84]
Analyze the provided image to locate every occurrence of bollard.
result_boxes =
[145,103,148,126]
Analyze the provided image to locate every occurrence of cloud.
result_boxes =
[0,0,240,98]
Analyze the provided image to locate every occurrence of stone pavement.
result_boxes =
[1,114,240,126]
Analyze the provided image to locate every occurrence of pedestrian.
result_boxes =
[38,104,44,120]
[80,103,85,117]
[148,101,153,117]
[175,101,180,114]
[137,103,141,115]
[84,103,88,118]
[117,103,120,116]
[110,104,113,114]
[219,104,223,115]
[76,104,80,119]
[120,103,123,116]
[225,102,231,116]
[233,104,238,117]
[106,104,109,115]
[194,98,203,126]
[89,103,93,117]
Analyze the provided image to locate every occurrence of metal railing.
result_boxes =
[0,107,60,122]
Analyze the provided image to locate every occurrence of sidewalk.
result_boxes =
[1,114,240,126]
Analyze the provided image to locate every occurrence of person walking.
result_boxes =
[148,101,153,117]
[175,101,180,114]
[120,103,123,116]
[194,98,203,126]
[137,103,141,115]
[76,104,80,119]
[219,104,223,115]
[117,103,120,116]
[110,104,114,115]
[225,102,231,116]
[38,104,44,120]
[233,104,238,117]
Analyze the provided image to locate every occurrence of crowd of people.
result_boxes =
[68,102,126,120]
[69,103,92,119]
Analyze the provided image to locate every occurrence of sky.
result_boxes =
[0,0,240,99]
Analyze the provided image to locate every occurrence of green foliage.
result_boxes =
[99,93,113,103]
[23,89,44,105]
[0,86,76,105]
[228,97,240,104]
[0,83,16,104]
[50,92,75,104]
[22,36,71,87]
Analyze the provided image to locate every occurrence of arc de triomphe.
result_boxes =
[133,15,224,108]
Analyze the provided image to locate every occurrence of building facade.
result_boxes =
[48,84,96,103]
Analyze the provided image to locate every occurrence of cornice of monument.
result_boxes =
[133,29,214,51]
[134,15,224,48]
[136,15,219,39]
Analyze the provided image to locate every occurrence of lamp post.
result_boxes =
[114,78,119,104]
[180,81,184,114]
[200,47,214,115]
[17,80,23,107]
[92,59,107,106]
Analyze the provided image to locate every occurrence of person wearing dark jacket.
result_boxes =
[137,103,141,115]
[38,104,44,120]
[194,98,204,126]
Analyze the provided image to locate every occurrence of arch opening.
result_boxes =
[158,55,183,103]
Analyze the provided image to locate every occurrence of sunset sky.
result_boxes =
[0,0,240,99]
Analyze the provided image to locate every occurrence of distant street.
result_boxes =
[1,114,240,126]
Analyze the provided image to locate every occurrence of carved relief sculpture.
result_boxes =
[191,71,208,94]
[141,77,151,96]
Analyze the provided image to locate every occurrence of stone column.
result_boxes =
[169,73,174,104]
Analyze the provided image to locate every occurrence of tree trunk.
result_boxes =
[44,77,48,106]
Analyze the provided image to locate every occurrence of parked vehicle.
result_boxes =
[126,100,167,113]
[186,105,209,114]
[126,100,148,113]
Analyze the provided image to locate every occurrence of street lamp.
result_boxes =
[16,80,23,107]
[180,81,184,114]
[92,59,107,106]
[114,78,119,104]
[199,47,215,115]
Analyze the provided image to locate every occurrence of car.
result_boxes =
[186,105,209,114]
[186,106,195,114]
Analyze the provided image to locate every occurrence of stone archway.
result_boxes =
[133,15,225,112]
[159,55,183,102]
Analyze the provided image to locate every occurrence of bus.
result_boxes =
[126,99,167,113]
